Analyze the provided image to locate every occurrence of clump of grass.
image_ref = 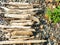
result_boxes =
[46,6,60,23]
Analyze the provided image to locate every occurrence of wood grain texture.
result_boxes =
[0,40,47,44]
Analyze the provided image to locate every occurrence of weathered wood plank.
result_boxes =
[9,38,30,41]
[3,3,33,8]
[10,22,33,26]
[9,38,34,41]
[11,36,30,38]
[33,4,39,6]
[4,8,39,14]
[9,36,34,40]
[3,2,31,6]
[2,28,35,32]
[11,36,34,39]
[0,40,47,44]
[7,8,39,12]
[8,6,32,9]
[11,31,33,36]
[0,25,31,28]
[10,20,32,23]
[4,14,31,18]
[3,18,27,20]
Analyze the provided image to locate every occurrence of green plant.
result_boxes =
[46,6,60,23]
[55,0,60,2]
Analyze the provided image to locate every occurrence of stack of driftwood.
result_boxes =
[1,2,38,40]
[0,2,47,45]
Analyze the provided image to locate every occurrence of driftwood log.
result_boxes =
[4,14,31,18]
[10,20,32,23]
[11,31,33,36]
[10,22,33,26]
[0,40,47,44]
[2,28,35,32]
[0,25,31,28]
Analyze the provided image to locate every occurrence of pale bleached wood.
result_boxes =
[0,40,47,44]
[10,22,33,26]
[5,8,39,14]
[11,31,33,36]
[10,20,32,23]
[4,14,31,18]
[3,28,35,32]
[11,36,30,38]
[3,18,27,20]
[9,38,29,41]
[9,36,34,40]
[30,16,40,23]
[7,8,39,12]
[4,3,33,9]
[3,2,31,6]
[0,6,9,12]
[8,6,32,9]
[9,37,34,41]
[4,2,32,8]
[0,25,31,29]
[10,36,34,39]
